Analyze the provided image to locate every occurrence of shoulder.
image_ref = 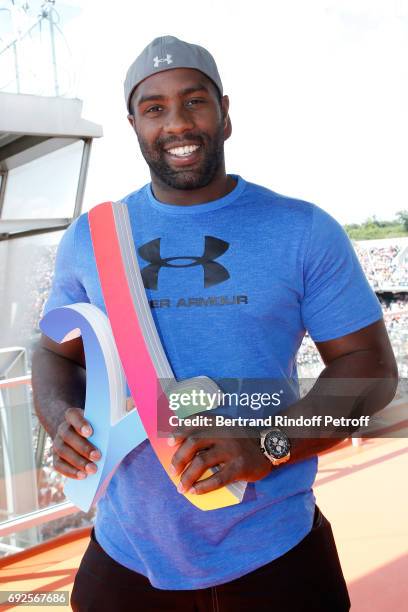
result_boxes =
[118,185,149,208]
[63,210,91,251]
[242,179,335,230]
[72,186,147,239]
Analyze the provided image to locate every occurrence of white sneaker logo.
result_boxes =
[153,54,173,68]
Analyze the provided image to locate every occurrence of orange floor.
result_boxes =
[0,529,89,611]
[1,436,407,611]
[316,435,408,612]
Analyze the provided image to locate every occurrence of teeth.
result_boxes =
[167,145,200,157]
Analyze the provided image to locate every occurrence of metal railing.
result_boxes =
[0,374,78,540]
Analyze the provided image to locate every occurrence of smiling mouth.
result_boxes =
[165,144,201,158]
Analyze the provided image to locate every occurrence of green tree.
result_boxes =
[344,212,408,240]
[396,210,408,232]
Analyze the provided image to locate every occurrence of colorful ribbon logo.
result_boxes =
[40,202,246,511]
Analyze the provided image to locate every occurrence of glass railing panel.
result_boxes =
[0,231,65,356]
[0,379,94,559]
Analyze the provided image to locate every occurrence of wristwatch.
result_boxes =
[259,428,291,466]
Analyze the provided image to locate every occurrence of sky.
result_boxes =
[1,0,408,224]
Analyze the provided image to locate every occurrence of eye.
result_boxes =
[145,105,163,114]
[186,98,205,107]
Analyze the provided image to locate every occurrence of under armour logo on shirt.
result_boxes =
[153,54,173,68]
[138,236,230,290]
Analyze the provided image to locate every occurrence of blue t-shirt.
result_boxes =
[43,176,382,589]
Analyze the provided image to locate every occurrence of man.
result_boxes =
[32,36,397,611]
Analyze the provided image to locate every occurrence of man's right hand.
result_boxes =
[52,407,101,479]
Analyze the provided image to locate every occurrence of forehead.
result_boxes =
[131,67,218,105]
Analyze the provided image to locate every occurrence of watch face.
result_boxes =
[264,430,290,459]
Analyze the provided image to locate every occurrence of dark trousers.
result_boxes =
[71,506,350,611]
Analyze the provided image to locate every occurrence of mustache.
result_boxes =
[156,133,206,148]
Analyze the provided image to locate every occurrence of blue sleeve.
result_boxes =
[301,206,383,342]
[42,218,90,316]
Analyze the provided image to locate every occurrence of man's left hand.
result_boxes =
[169,423,272,495]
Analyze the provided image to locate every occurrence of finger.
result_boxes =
[58,421,101,462]
[167,426,194,447]
[168,416,217,446]
[167,433,183,447]
[170,435,215,476]
[190,464,236,495]
[53,454,88,480]
[53,439,98,474]
[166,427,203,447]
[177,449,223,494]
[65,407,93,437]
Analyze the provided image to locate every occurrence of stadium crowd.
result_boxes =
[353,242,408,290]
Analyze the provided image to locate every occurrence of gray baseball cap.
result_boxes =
[124,35,223,113]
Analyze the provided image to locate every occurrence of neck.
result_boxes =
[150,164,236,206]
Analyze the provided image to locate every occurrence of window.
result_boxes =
[1,141,84,220]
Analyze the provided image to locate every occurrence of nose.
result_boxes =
[163,103,194,134]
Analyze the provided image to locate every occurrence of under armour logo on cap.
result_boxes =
[138,236,230,290]
[153,54,173,68]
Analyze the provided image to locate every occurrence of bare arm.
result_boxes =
[281,318,399,462]
[170,319,399,494]
[32,334,101,479]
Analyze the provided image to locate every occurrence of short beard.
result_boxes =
[137,124,225,191]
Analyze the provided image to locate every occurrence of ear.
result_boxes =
[221,95,232,141]
[224,115,232,141]
[127,113,136,129]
